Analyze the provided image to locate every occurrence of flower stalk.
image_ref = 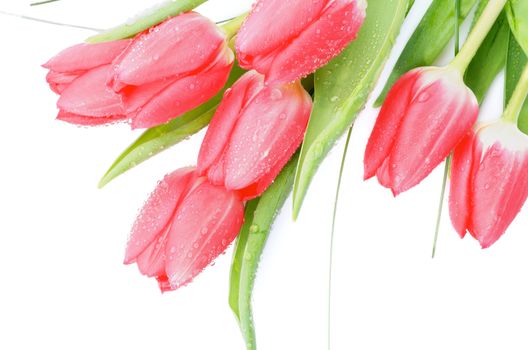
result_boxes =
[449,0,507,73]
[503,63,528,124]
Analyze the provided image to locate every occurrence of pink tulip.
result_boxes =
[197,70,312,200]
[235,0,366,84]
[43,40,131,125]
[364,67,479,195]
[125,167,244,291]
[109,12,234,129]
[449,121,528,248]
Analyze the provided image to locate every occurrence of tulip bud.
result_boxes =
[364,66,479,195]
[449,121,528,248]
[43,40,131,125]
[109,12,234,129]
[197,71,312,200]
[235,0,366,84]
[124,168,244,291]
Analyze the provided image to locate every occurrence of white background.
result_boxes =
[1,1,528,349]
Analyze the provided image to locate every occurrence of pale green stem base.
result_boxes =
[503,63,528,124]
[449,0,507,73]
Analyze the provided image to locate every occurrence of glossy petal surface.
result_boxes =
[43,40,131,73]
[165,180,244,289]
[124,167,196,264]
[110,12,226,89]
[57,65,125,117]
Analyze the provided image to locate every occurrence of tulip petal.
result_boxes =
[136,225,171,277]
[110,12,226,89]
[388,71,478,194]
[124,168,196,264]
[43,40,131,73]
[46,71,81,94]
[364,69,421,180]
[236,0,327,68]
[130,51,233,129]
[264,0,366,83]
[198,71,264,176]
[470,142,528,248]
[56,110,127,126]
[449,132,480,238]
[165,180,244,289]
[224,82,311,198]
[58,65,125,117]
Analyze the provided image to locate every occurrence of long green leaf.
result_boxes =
[98,65,244,188]
[86,0,207,43]
[292,0,409,219]
[506,0,528,56]
[229,154,298,350]
[464,11,510,103]
[375,0,478,106]
[506,32,528,134]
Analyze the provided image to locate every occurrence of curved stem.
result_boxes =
[449,0,507,73]
[432,156,451,258]
[328,126,353,350]
[503,63,528,124]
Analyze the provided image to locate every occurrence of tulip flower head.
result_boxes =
[43,40,131,125]
[124,168,244,291]
[109,12,234,129]
[449,121,528,248]
[364,66,479,195]
[236,0,366,84]
[197,71,312,200]
[44,12,234,129]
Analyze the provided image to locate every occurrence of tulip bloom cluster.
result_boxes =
[41,0,365,290]
[44,12,234,128]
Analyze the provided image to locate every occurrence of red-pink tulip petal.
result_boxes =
[236,0,327,68]
[56,110,127,126]
[58,65,125,117]
[136,225,171,277]
[388,70,478,194]
[130,51,234,129]
[46,70,81,94]
[110,12,226,89]
[468,123,528,248]
[224,82,312,197]
[165,180,244,289]
[375,158,392,190]
[124,168,196,264]
[197,71,264,176]
[265,0,366,83]
[43,40,131,73]
[449,132,480,238]
[364,69,421,180]
[236,0,366,83]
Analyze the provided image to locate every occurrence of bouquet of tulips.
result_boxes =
[42,0,528,348]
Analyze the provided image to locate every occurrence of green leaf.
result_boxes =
[229,154,298,350]
[292,0,409,219]
[464,11,510,103]
[98,65,244,188]
[506,0,528,56]
[375,0,479,106]
[86,0,207,43]
[506,31,528,134]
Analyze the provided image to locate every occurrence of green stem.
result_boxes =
[454,0,461,55]
[328,126,353,350]
[30,0,60,5]
[220,12,247,41]
[432,156,451,258]
[449,0,507,73]
[503,63,528,123]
